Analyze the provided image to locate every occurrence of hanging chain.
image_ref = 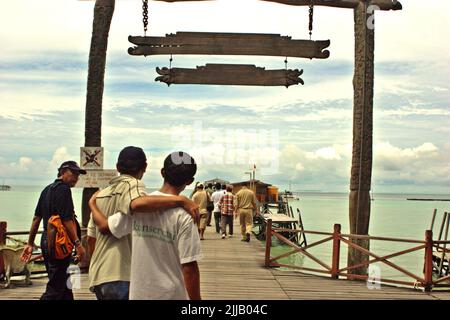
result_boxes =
[142,0,149,36]
[308,3,314,40]
[284,57,288,88]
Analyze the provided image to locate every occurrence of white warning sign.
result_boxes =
[75,170,118,188]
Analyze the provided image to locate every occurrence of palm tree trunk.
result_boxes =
[348,1,374,276]
[82,0,115,228]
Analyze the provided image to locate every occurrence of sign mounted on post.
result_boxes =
[75,170,118,189]
[77,147,116,188]
[80,147,104,170]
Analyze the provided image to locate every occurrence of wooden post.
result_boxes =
[265,219,273,267]
[348,0,374,276]
[424,230,434,292]
[331,224,342,279]
[438,213,449,277]
[430,208,437,231]
[0,221,6,278]
[438,212,447,241]
[82,0,115,228]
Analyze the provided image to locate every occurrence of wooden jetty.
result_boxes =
[2,220,450,300]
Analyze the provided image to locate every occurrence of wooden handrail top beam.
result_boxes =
[341,233,426,244]
[433,240,450,245]
[6,230,43,236]
[6,227,87,237]
[154,0,402,11]
[272,228,333,236]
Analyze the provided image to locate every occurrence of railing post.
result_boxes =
[331,224,341,279]
[0,221,6,279]
[424,230,433,292]
[265,219,273,267]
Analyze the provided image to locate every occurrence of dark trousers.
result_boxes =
[94,281,130,300]
[220,215,234,236]
[206,210,212,226]
[40,236,73,300]
[214,211,221,233]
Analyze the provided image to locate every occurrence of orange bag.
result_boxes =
[47,215,74,260]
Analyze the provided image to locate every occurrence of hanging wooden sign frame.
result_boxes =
[129,32,330,59]
[155,64,304,87]
[153,0,402,11]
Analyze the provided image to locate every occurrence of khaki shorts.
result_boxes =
[199,212,208,230]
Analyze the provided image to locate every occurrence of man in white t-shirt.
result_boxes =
[90,151,202,300]
[87,146,199,300]
[211,183,226,234]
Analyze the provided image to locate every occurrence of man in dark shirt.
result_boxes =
[21,161,87,300]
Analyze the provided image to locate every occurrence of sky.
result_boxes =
[0,0,449,194]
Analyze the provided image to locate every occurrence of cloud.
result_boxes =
[374,142,449,188]
[0,147,76,184]
[0,0,449,193]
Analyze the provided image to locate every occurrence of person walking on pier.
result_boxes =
[211,183,226,233]
[89,151,202,300]
[21,161,87,300]
[219,185,236,239]
[192,183,210,240]
[205,183,214,226]
[236,186,258,242]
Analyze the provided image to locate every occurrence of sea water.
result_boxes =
[1,186,449,283]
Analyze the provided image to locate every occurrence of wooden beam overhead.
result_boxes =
[155,64,304,87]
[129,32,330,59]
[153,0,402,11]
[260,0,401,10]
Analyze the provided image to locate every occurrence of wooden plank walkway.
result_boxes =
[2,220,450,300]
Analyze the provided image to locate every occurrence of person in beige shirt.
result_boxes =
[192,183,210,240]
[235,186,258,242]
[87,147,199,300]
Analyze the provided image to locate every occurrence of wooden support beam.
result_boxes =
[82,0,114,228]
[261,0,401,11]
[348,0,374,276]
[153,0,402,11]
[155,64,304,87]
[129,32,330,59]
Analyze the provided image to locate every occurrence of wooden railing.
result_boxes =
[0,221,88,276]
[264,219,450,292]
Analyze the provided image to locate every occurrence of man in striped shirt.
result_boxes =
[219,185,236,239]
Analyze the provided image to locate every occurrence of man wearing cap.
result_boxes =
[192,183,210,240]
[87,146,200,300]
[21,161,87,300]
[90,151,202,300]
